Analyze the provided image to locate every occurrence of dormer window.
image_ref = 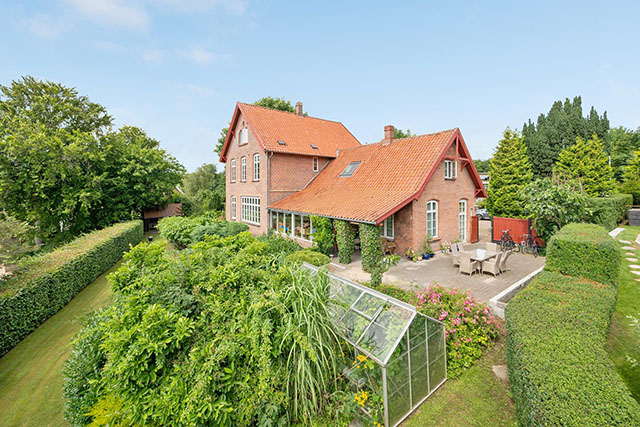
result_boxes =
[340,161,361,177]
[444,160,457,179]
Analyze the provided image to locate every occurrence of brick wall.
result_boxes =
[269,153,330,203]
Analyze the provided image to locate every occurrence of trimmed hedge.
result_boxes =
[285,249,330,267]
[505,271,640,426]
[588,193,633,231]
[0,220,142,357]
[545,223,620,286]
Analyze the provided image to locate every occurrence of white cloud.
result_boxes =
[24,14,72,39]
[152,0,247,14]
[142,49,165,63]
[65,0,150,31]
[178,46,230,66]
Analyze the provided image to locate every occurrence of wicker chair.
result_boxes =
[486,242,499,252]
[451,244,460,267]
[500,250,512,273]
[458,251,479,276]
[482,252,503,277]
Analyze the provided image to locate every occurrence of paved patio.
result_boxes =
[327,221,546,302]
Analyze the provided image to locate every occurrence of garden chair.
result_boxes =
[451,244,460,267]
[458,251,479,276]
[500,250,512,273]
[482,252,503,277]
[486,242,499,252]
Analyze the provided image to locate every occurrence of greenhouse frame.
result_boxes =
[303,264,447,427]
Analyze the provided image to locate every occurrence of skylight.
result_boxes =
[277,140,287,145]
[310,144,318,149]
[340,161,361,177]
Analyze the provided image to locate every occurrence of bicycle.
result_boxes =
[499,229,520,253]
[520,233,539,257]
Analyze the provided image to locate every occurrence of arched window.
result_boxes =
[426,200,438,238]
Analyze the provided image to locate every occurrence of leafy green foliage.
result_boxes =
[191,221,249,242]
[622,148,640,204]
[393,128,414,139]
[370,254,400,287]
[182,163,225,214]
[505,271,640,426]
[310,216,334,255]
[545,223,621,286]
[285,249,330,267]
[521,178,590,244]
[156,216,195,248]
[0,77,184,241]
[486,128,533,218]
[334,220,355,264]
[588,194,633,231]
[610,126,640,182]
[473,159,491,173]
[554,135,615,196]
[0,212,35,264]
[157,215,248,248]
[359,223,382,273]
[0,220,142,357]
[522,96,610,178]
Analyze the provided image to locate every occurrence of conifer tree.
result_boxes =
[486,128,533,218]
[554,135,614,197]
[622,148,640,204]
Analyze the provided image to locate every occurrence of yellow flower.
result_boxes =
[357,354,367,363]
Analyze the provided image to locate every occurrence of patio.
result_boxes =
[327,221,546,303]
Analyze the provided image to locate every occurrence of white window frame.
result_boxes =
[382,215,394,239]
[230,196,236,220]
[313,157,319,172]
[230,159,236,183]
[253,154,260,181]
[444,160,457,179]
[241,157,246,182]
[241,196,260,225]
[239,128,248,145]
[459,199,467,242]
[426,200,438,238]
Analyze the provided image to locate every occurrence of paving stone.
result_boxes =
[626,252,636,256]
[632,270,640,276]
[492,365,509,381]
[619,239,632,244]
[627,258,638,262]
[636,279,640,283]
[630,265,640,269]
[622,246,636,250]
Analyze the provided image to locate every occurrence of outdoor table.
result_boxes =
[468,249,498,273]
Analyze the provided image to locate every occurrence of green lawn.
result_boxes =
[606,226,640,401]
[0,260,120,426]
[404,336,517,427]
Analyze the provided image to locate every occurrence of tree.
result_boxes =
[622,148,640,204]
[522,96,609,178]
[521,178,590,244]
[0,77,184,241]
[0,213,35,265]
[214,97,295,156]
[485,128,533,218]
[554,135,615,197]
[393,128,414,139]
[182,163,225,214]
[473,159,491,173]
[610,127,640,182]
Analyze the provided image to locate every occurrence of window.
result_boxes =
[340,161,361,177]
[444,160,457,179]
[241,157,246,182]
[230,159,236,182]
[381,215,394,239]
[313,157,319,172]
[230,196,236,219]
[426,200,438,238]
[241,196,260,224]
[239,128,248,145]
[459,199,467,242]
[253,154,260,181]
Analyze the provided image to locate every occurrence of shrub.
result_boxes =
[0,220,142,357]
[546,223,621,286]
[505,271,640,426]
[156,216,196,248]
[191,221,249,242]
[286,249,330,267]
[258,233,300,256]
[334,220,355,264]
[588,193,633,231]
[311,216,334,256]
[359,223,382,273]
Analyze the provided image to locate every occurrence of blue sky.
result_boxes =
[1,1,639,172]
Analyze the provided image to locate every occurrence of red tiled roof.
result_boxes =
[219,103,360,161]
[269,129,463,224]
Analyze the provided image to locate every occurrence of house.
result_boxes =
[219,102,487,255]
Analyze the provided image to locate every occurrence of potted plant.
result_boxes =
[421,235,435,259]
[405,248,420,262]
[440,241,450,253]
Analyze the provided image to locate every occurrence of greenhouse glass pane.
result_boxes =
[353,292,385,318]
[410,337,428,376]
[358,322,395,361]
[408,316,426,348]
[387,350,411,427]
[329,282,362,308]
[427,324,445,362]
[427,317,441,336]
[428,354,446,390]
[342,309,370,342]
[410,363,430,406]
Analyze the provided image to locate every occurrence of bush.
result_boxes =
[156,216,196,248]
[334,220,355,264]
[311,216,334,256]
[191,221,249,242]
[546,223,621,286]
[0,221,142,357]
[505,271,640,426]
[588,193,633,231]
[286,249,330,267]
[258,233,301,256]
[359,223,382,273]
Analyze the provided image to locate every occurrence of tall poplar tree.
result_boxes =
[486,128,533,218]
[554,135,614,197]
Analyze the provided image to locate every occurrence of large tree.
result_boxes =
[522,96,609,178]
[182,163,225,213]
[622,148,640,204]
[0,77,184,241]
[553,135,614,197]
[610,126,640,182]
[485,128,533,218]
[214,97,295,156]
[473,159,491,173]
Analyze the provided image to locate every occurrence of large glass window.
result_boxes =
[277,212,285,234]
[382,215,394,239]
[302,216,311,241]
[230,159,236,182]
[230,196,236,220]
[253,154,260,181]
[459,199,467,242]
[241,196,260,224]
[426,201,438,238]
[284,213,292,235]
[294,214,302,238]
[444,160,456,179]
[270,211,277,230]
[241,157,246,182]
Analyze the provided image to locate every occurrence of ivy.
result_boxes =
[310,216,334,256]
[334,220,355,264]
[359,223,382,273]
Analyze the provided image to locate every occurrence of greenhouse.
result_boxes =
[303,264,447,427]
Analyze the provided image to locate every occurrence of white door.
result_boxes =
[459,200,467,242]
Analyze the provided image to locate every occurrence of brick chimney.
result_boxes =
[382,125,395,145]
[295,102,303,116]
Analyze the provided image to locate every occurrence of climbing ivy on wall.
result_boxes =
[359,223,382,273]
[310,216,334,256]
[334,220,355,264]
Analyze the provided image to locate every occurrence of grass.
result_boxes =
[606,225,640,401]
[403,336,517,427]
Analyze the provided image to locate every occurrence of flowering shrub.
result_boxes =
[413,285,500,378]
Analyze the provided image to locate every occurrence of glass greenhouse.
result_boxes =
[303,264,447,427]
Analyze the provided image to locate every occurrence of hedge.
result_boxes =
[0,220,143,357]
[359,223,382,273]
[588,193,633,231]
[334,220,355,264]
[285,249,330,267]
[505,271,640,426]
[545,223,620,286]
